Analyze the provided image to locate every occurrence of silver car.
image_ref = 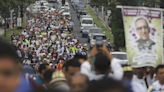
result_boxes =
[81,26,93,38]
[89,33,107,47]
[88,27,102,41]
[111,52,128,65]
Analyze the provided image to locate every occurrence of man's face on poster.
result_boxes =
[135,18,150,40]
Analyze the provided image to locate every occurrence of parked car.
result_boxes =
[75,1,85,13]
[48,0,58,8]
[111,52,128,65]
[77,10,87,19]
[80,15,94,31]
[89,33,107,47]
[62,11,71,20]
[88,27,102,40]
[64,2,70,10]
[71,0,79,9]
[68,21,74,32]
[81,26,93,38]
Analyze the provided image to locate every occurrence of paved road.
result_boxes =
[69,1,88,44]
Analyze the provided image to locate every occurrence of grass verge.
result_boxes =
[2,28,22,41]
[86,6,113,43]
[3,18,27,41]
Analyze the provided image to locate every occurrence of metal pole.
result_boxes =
[10,9,14,29]
[4,18,6,37]
[102,6,104,20]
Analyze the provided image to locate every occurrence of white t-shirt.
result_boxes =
[110,58,123,80]
[80,61,93,80]
[132,75,147,92]
[146,75,155,87]
[82,59,123,81]
[148,81,164,92]
[132,80,147,92]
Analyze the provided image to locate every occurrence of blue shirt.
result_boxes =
[16,75,33,92]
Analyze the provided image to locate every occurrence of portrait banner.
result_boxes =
[121,6,163,66]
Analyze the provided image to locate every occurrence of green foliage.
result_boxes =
[4,28,22,42]
[91,0,162,50]
[86,6,114,42]
[0,0,34,42]
[0,0,35,18]
[3,18,27,41]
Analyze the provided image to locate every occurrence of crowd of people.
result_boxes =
[11,11,87,65]
[1,35,164,92]
[0,1,164,92]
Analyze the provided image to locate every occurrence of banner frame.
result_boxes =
[118,5,164,65]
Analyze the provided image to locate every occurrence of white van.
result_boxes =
[80,15,94,30]
[111,52,128,65]
[62,12,71,20]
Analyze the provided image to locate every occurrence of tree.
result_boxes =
[91,0,161,50]
[160,0,164,8]
[0,0,35,18]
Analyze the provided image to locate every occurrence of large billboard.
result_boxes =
[121,6,163,66]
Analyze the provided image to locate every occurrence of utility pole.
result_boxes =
[101,6,104,20]
[10,9,14,29]
[17,6,22,28]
